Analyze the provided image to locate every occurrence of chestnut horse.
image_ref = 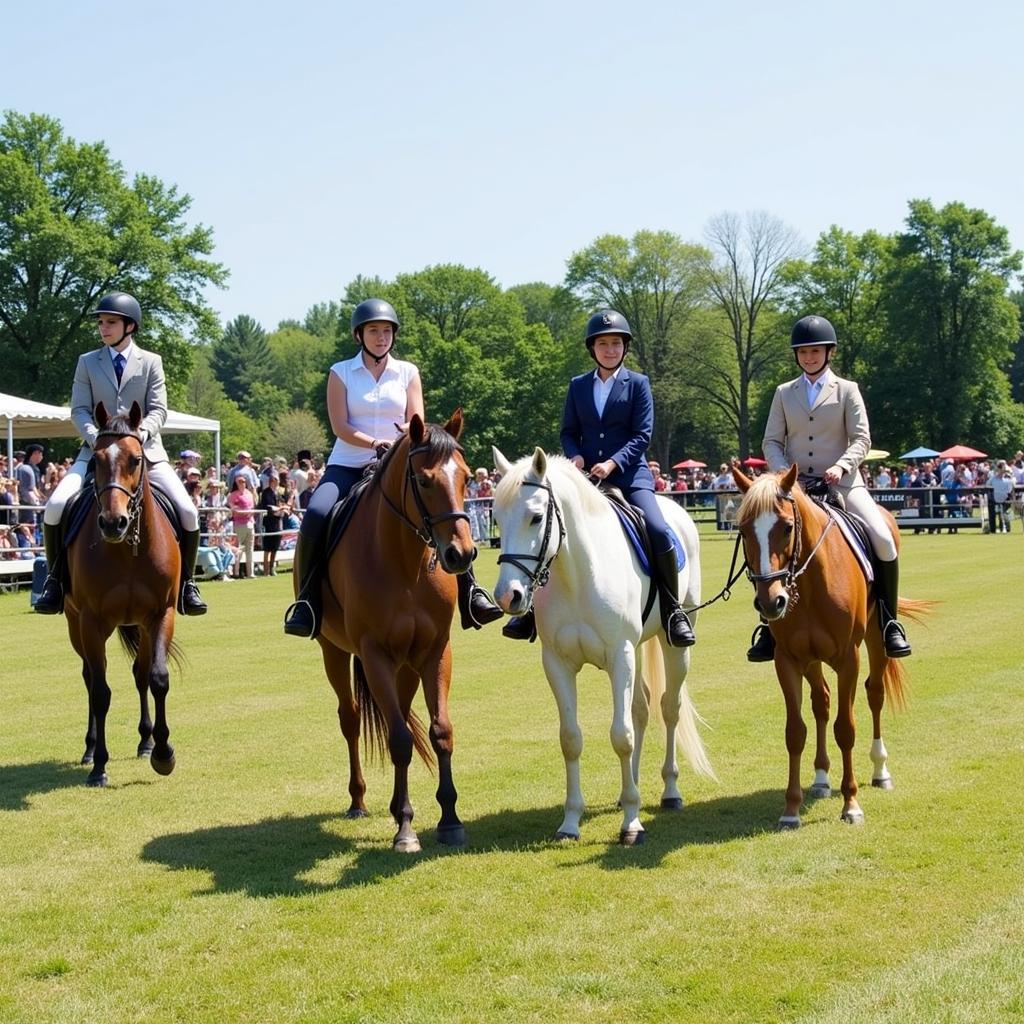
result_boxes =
[65,402,182,787]
[309,411,477,853]
[733,464,927,828]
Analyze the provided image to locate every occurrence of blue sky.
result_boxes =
[4,1,1022,330]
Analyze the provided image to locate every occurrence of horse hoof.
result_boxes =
[554,831,580,843]
[437,825,466,847]
[871,777,894,790]
[619,829,646,846]
[808,783,832,798]
[86,773,108,788]
[841,809,865,826]
[777,816,801,830]
[344,807,369,819]
[660,797,685,811]
[150,754,176,776]
[393,835,421,854]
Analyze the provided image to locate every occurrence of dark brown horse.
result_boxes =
[307,411,477,852]
[733,465,929,828]
[65,401,182,787]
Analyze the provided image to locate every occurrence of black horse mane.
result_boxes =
[377,421,462,475]
[97,411,143,440]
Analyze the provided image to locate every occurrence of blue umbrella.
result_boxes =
[899,446,941,460]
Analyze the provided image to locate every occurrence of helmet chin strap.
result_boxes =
[357,329,393,365]
[589,346,628,373]
[795,346,834,375]
[101,318,135,347]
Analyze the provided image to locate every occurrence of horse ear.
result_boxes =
[443,407,465,441]
[531,446,547,477]
[781,463,799,492]
[409,414,425,445]
[492,447,512,477]
[732,465,753,493]
[129,401,143,432]
[95,402,108,429]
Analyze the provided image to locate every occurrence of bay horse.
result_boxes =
[733,464,928,828]
[311,411,477,853]
[491,447,714,845]
[65,401,182,787]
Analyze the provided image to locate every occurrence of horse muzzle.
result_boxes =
[753,587,789,621]
[436,539,475,575]
[98,513,130,542]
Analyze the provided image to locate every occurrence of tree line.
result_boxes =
[3,111,1022,469]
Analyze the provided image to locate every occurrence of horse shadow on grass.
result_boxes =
[139,786,818,896]
[0,760,92,811]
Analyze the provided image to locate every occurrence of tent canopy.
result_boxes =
[899,446,941,460]
[672,459,706,469]
[939,444,987,461]
[1,391,220,467]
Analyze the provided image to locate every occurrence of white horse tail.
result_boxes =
[640,636,716,781]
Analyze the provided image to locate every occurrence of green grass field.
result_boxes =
[2,529,1023,1023]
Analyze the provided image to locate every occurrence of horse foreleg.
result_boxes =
[864,630,893,790]
[362,647,419,853]
[656,644,692,811]
[775,656,807,829]
[321,642,367,817]
[79,616,113,787]
[833,648,863,824]
[147,611,176,776]
[609,643,643,845]
[542,648,585,842]
[133,649,155,759]
[68,609,96,765]
[806,662,832,798]
[418,643,465,848]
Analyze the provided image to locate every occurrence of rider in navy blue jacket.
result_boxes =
[503,310,695,647]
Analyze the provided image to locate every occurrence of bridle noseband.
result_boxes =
[92,428,146,551]
[497,477,565,602]
[379,439,472,562]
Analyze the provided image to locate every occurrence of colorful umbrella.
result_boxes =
[938,444,987,461]
[672,459,706,470]
[742,456,767,467]
[899,446,941,460]
[864,449,890,461]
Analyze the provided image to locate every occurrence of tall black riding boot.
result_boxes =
[747,619,776,662]
[178,529,208,616]
[502,608,537,642]
[652,547,695,648]
[35,522,65,615]
[875,558,911,658]
[457,567,503,630]
[284,523,326,638]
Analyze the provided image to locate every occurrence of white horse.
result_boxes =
[491,447,715,844]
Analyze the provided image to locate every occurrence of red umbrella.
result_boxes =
[742,456,767,467]
[672,459,706,470]
[938,444,987,461]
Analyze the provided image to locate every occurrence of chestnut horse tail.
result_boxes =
[353,657,434,768]
[116,625,185,673]
[640,636,716,781]
[880,597,934,712]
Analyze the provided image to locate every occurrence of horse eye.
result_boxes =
[783,522,794,534]
[530,513,543,525]
[416,475,430,488]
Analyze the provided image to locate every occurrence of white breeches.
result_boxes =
[44,457,198,532]
[842,485,898,562]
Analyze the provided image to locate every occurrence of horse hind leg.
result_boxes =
[865,629,894,791]
[806,663,832,799]
[608,645,643,845]
[131,643,155,759]
[321,642,368,818]
[147,613,177,777]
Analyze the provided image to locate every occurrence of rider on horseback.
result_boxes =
[503,309,696,647]
[35,292,207,617]
[284,299,501,639]
[747,315,912,662]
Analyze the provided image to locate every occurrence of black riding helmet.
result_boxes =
[584,309,632,348]
[790,315,837,369]
[352,299,400,364]
[91,292,142,336]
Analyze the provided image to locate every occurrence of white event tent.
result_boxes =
[1,392,221,470]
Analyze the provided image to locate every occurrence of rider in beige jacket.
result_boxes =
[747,315,911,661]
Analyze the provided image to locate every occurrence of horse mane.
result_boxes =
[97,411,142,439]
[376,422,462,478]
[494,452,606,517]
[736,473,809,527]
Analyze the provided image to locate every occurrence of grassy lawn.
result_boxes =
[1,529,1023,1023]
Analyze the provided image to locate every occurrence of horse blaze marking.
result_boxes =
[753,511,777,577]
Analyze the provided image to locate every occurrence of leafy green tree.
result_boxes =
[784,226,893,377]
[871,200,1022,452]
[698,212,803,459]
[303,301,344,342]
[266,326,331,410]
[210,315,274,408]
[265,409,329,462]
[0,110,226,404]
[1009,292,1024,404]
[565,231,709,464]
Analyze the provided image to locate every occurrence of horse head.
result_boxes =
[733,463,801,621]
[390,409,475,573]
[92,400,146,543]
[491,446,565,615]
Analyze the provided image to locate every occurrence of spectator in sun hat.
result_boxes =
[226,450,259,493]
